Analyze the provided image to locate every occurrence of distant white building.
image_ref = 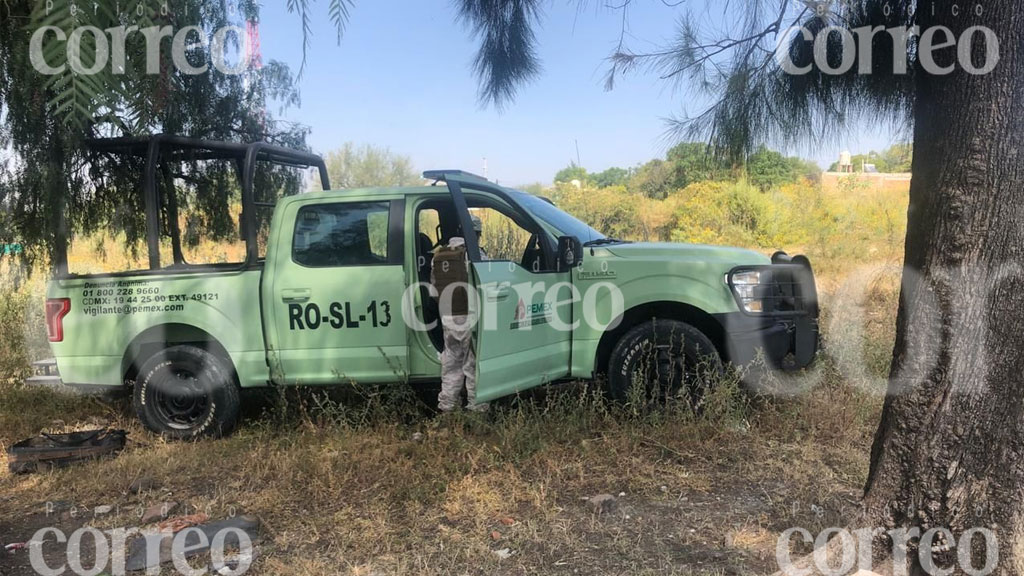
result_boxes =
[838,151,854,173]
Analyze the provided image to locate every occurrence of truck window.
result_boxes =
[418,209,441,246]
[292,202,391,267]
[471,206,541,267]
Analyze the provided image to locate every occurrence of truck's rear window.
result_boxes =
[292,202,390,267]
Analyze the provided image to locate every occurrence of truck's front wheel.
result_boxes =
[133,345,241,439]
[607,319,723,408]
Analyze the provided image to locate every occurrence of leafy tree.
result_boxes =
[666,142,732,188]
[553,163,588,184]
[627,159,674,199]
[551,183,639,240]
[787,156,823,184]
[591,166,630,188]
[4,0,548,269]
[321,143,419,189]
[745,147,822,190]
[554,165,631,188]
[746,146,796,191]
[472,1,1024,571]
[881,142,913,173]
[1,0,306,271]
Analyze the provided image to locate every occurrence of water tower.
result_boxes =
[838,151,853,173]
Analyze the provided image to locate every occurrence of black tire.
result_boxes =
[133,345,241,440]
[606,319,723,407]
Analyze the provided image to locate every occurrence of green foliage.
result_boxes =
[553,163,589,184]
[0,263,47,380]
[591,166,630,188]
[746,146,821,191]
[746,147,792,192]
[552,175,907,278]
[550,184,640,241]
[671,181,778,247]
[321,143,420,189]
[0,289,33,380]
[787,156,824,184]
[882,143,913,173]
[454,0,543,109]
[665,142,732,189]
[560,143,817,198]
[1,0,309,269]
[627,159,674,199]
[286,0,354,76]
[545,142,900,272]
[554,165,631,188]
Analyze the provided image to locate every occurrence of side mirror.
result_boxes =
[556,236,583,272]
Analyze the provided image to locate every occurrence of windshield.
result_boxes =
[511,190,606,241]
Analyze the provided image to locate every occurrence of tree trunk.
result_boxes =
[48,135,69,277]
[862,1,1024,573]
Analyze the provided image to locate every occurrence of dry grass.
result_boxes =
[0,362,882,575]
[0,225,902,575]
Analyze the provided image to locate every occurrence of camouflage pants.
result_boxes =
[438,315,488,412]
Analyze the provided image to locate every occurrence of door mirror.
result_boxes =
[556,236,583,272]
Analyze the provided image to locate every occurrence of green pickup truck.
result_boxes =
[45,136,819,438]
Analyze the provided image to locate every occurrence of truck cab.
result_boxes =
[46,137,818,438]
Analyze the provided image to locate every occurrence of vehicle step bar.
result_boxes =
[24,375,66,390]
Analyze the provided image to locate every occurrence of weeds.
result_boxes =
[0,351,880,575]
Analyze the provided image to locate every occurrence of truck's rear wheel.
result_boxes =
[133,345,240,439]
[607,319,723,408]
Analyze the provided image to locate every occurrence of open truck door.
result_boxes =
[426,171,576,403]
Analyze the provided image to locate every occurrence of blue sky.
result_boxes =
[259,1,899,186]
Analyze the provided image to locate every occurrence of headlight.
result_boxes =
[729,270,765,313]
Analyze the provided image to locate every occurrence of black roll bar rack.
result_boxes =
[73,134,330,273]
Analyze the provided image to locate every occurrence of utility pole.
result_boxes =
[483,157,488,179]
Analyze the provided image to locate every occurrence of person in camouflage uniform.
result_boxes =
[431,236,489,412]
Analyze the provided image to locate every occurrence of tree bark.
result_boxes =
[862,1,1024,573]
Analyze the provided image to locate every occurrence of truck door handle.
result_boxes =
[281,289,311,303]
[486,283,511,302]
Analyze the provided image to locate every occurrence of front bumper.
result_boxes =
[715,312,819,369]
[720,253,820,369]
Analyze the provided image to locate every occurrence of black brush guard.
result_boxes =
[723,252,820,369]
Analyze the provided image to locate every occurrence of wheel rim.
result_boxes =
[152,368,211,430]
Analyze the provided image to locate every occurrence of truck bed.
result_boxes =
[46,268,268,389]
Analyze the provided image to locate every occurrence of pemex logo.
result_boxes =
[514,299,526,321]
